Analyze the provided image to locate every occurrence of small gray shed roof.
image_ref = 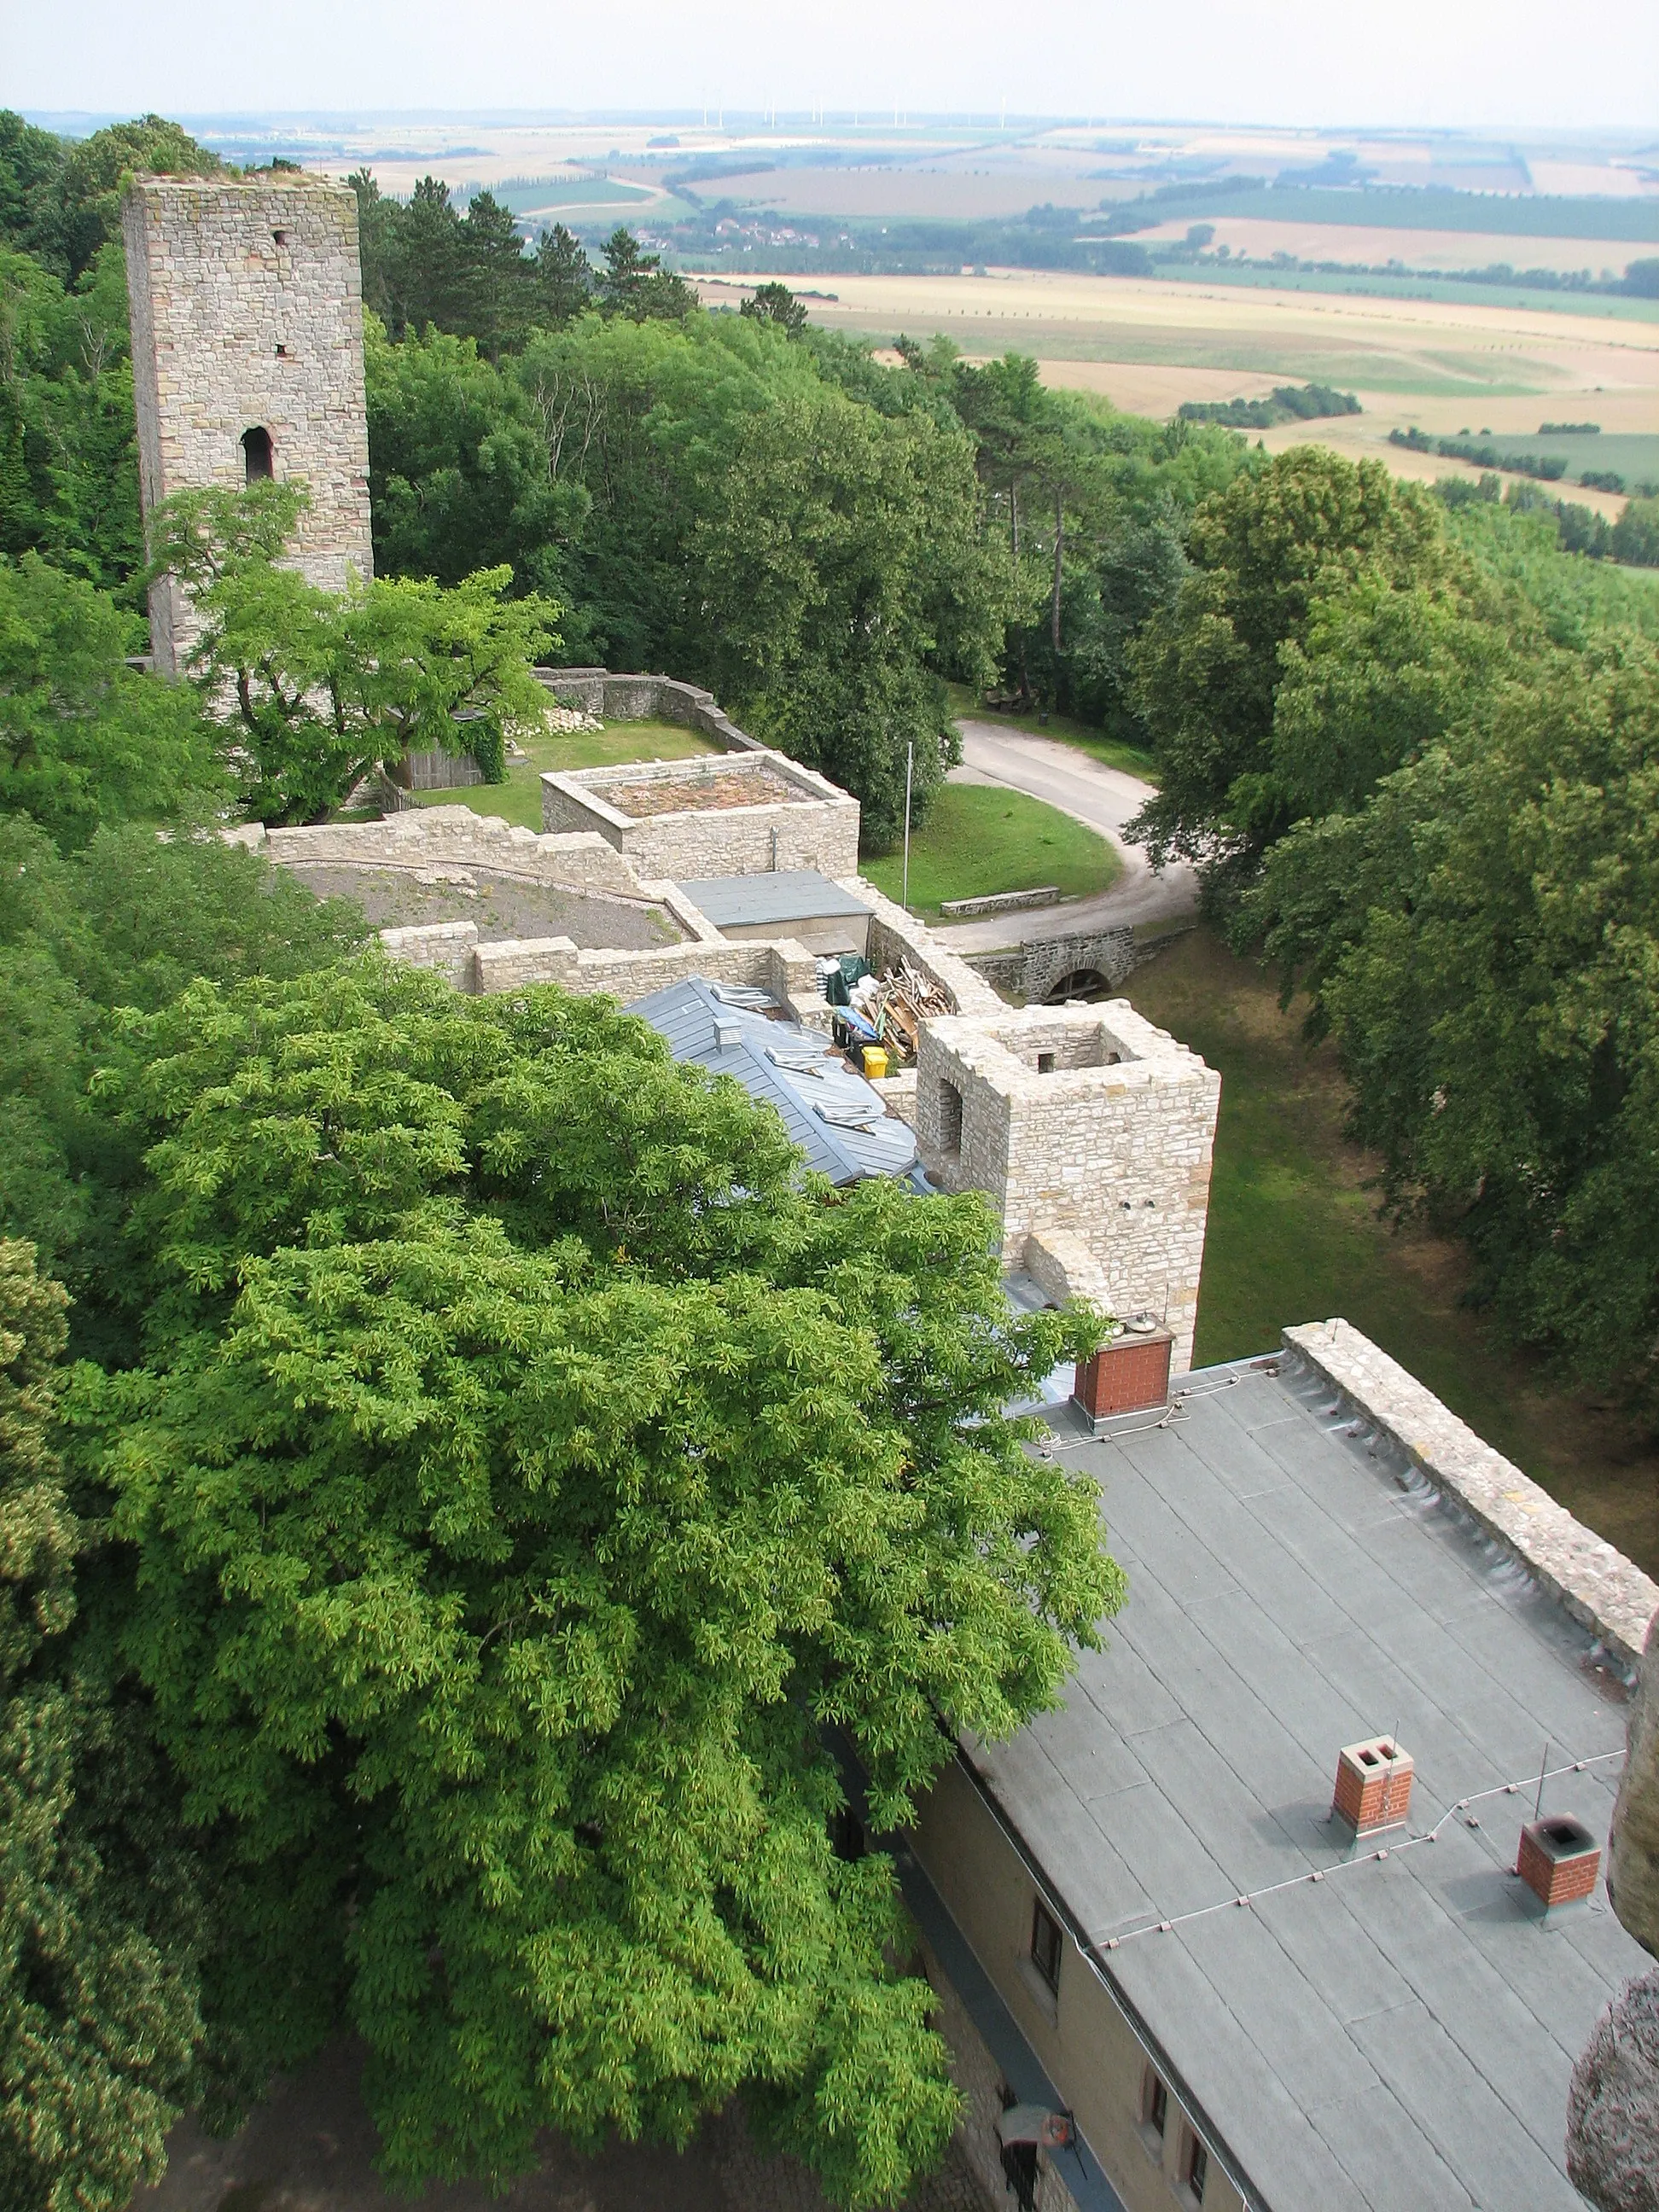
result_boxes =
[971,1350,1646,2212]
[627,976,917,1185]
[674,870,870,929]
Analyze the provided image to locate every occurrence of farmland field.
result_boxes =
[713,267,1659,494]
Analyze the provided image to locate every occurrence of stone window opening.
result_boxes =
[272,228,287,245]
[1036,1051,1056,1074]
[275,343,288,358]
[936,1076,963,1155]
[242,426,274,484]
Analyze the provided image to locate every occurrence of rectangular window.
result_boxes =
[936,1076,963,1153]
[1187,2137,1208,2203]
[1147,2074,1167,2139]
[1029,1897,1062,1995]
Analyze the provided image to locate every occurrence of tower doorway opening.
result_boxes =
[242,426,274,484]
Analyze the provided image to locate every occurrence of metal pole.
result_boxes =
[902,742,914,912]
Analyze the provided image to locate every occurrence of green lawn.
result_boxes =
[946,683,1160,781]
[861,783,1121,919]
[413,719,722,832]
[1126,927,1659,1577]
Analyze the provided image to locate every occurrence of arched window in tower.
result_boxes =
[242,426,274,484]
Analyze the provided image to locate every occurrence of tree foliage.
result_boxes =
[67,960,1120,2204]
[149,483,560,823]
[0,1239,207,2212]
[1250,641,1659,1385]
[0,551,224,843]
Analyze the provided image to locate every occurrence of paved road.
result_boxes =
[938,719,1197,950]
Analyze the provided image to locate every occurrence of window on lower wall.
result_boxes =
[1029,1897,1062,1995]
[1185,2133,1209,2204]
[1144,2069,1168,2140]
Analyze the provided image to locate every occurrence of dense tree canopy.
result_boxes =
[149,482,561,822]
[0,1238,207,2212]
[63,958,1118,2203]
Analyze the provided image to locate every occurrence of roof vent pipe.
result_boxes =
[713,1016,742,1053]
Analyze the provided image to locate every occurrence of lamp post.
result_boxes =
[902,741,914,913]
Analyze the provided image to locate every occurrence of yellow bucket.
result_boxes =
[861,1045,889,1081]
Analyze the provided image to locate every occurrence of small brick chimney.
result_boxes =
[1517,1816,1601,1910]
[1073,1329,1173,1428]
[1332,1738,1414,1835]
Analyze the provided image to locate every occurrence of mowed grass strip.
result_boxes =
[1126,928,1659,1577]
[861,783,1121,919]
[413,719,723,832]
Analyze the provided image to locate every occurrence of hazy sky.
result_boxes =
[8,0,1656,131]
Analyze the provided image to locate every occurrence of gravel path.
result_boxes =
[937,719,1198,949]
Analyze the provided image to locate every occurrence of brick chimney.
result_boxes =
[1518,1816,1601,1910]
[1332,1738,1414,1835]
[1073,1329,1173,1428]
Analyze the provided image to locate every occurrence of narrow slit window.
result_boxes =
[1187,2137,1208,2203]
[242,426,274,483]
[1029,1897,1062,1994]
[1147,2074,1167,2139]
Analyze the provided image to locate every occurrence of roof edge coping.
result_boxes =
[1283,1318,1658,1675]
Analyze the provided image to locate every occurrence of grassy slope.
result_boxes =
[414,719,722,832]
[861,783,1121,918]
[1125,928,1659,1577]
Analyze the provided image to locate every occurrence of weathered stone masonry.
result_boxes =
[123,173,374,675]
[914,1004,1220,1375]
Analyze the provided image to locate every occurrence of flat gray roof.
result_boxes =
[674,870,870,928]
[968,1352,1645,2212]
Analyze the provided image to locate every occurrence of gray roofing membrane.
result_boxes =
[970,1354,1646,2212]
[673,870,871,928]
[627,975,917,1185]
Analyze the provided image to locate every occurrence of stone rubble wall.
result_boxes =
[1282,1318,1659,1675]
[915,1004,1219,1374]
[537,667,767,752]
[259,807,655,902]
[379,922,825,1029]
[539,751,860,881]
[122,176,374,676]
[853,879,1007,1020]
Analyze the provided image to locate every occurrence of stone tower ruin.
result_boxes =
[122,172,374,675]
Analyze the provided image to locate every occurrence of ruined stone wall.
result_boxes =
[123,174,373,675]
[915,1004,1219,1374]
[540,754,860,880]
[259,807,650,901]
[537,669,766,753]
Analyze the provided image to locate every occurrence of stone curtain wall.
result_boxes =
[915,1004,1220,1374]
[538,669,767,752]
[540,753,861,879]
[259,807,650,902]
[123,174,374,675]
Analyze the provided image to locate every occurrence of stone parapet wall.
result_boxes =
[260,806,654,901]
[537,668,766,752]
[916,1004,1219,1373]
[1283,1318,1659,1676]
[123,176,373,676]
[389,924,825,1028]
[541,751,859,880]
[852,879,1007,1020]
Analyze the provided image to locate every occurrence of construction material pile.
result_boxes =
[822,955,951,1064]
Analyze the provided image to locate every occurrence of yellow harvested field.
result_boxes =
[728,268,1659,509]
[1132,217,1650,277]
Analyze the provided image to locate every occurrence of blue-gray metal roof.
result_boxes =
[673,870,871,928]
[970,1351,1647,2212]
[627,976,917,1185]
